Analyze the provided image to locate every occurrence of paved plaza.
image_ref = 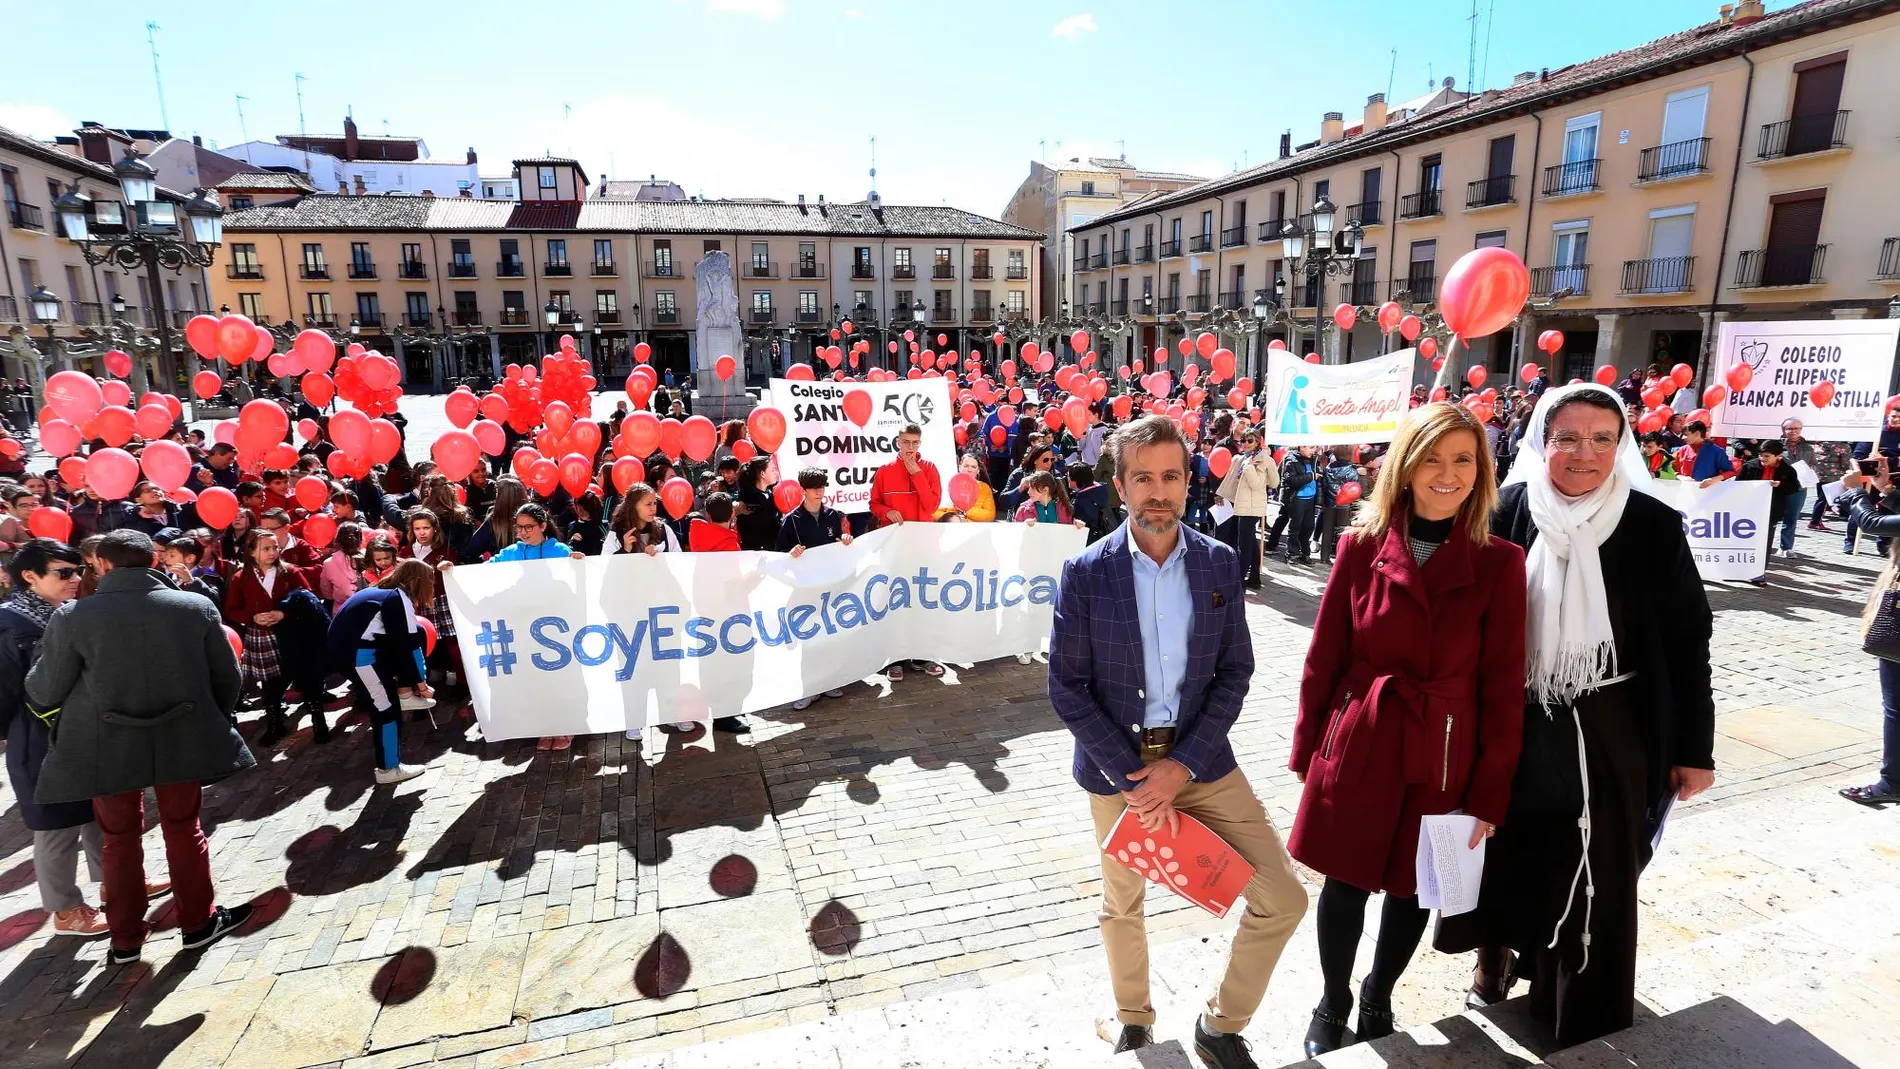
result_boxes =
[0,398,1896,1069]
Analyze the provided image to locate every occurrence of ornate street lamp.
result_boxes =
[51,148,224,392]
[1277,194,1363,364]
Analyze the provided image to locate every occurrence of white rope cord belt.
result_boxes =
[1545,670,1634,974]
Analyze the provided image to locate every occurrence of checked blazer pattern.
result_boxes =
[1048,523,1254,795]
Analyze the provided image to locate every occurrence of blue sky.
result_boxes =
[2,0,1772,217]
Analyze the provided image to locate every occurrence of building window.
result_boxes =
[451,239,473,271]
[933,290,953,313]
[654,240,673,273]
[1081,180,1096,195]
[798,242,816,269]
[798,291,819,314]
[853,289,873,313]
[231,196,253,210]
[1006,290,1025,313]
[703,240,721,255]
[594,239,613,266]
[895,289,913,311]
[854,247,872,272]
[231,243,259,269]
[934,247,952,267]
[502,290,525,315]
[751,242,769,271]
[238,293,263,319]
[454,291,479,321]
[1475,231,1508,249]
[752,291,772,312]
[1199,211,1213,238]
[301,243,326,270]
[596,291,618,316]
[539,166,557,190]
[307,292,333,321]
[549,290,572,316]
[546,239,567,266]
[356,293,381,323]
[404,293,428,321]
[894,247,912,269]
[655,291,677,318]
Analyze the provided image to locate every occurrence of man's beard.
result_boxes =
[1132,502,1180,535]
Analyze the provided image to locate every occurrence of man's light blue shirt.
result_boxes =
[1128,525,1192,729]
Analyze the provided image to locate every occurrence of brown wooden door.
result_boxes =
[1487,136,1515,179]
[1764,194,1824,285]
[1787,60,1844,153]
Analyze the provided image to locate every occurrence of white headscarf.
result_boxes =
[1503,383,1652,705]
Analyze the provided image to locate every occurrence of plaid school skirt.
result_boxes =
[426,590,457,638]
[241,624,284,686]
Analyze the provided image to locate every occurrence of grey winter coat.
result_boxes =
[28,567,252,804]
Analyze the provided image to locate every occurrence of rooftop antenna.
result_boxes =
[1467,0,1480,96]
[234,95,251,161]
[1481,0,1497,90]
[1117,137,1126,161]
[563,103,572,157]
[868,134,878,197]
[294,73,309,174]
[1039,138,1046,164]
[382,118,389,137]
[1387,49,1398,102]
[146,22,171,132]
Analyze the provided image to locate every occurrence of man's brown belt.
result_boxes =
[1139,726,1175,762]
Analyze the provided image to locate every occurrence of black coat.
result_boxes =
[0,606,93,830]
[1491,483,1716,810]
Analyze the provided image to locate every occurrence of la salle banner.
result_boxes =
[444,524,1082,740]
[1648,479,1772,582]
[1261,350,1412,445]
[1712,319,1900,442]
[763,377,958,513]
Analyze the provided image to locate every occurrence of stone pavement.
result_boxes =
[0,449,1893,1068]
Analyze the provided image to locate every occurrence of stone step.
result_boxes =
[1538,994,1865,1069]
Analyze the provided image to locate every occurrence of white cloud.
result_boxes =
[708,0,785,17]
[843,7,861,16]
[0,103,75,140]
[1051,13,1097,39]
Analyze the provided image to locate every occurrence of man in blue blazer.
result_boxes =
[1049,415,1308,1068]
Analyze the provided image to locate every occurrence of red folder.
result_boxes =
[1101,808,1257,918]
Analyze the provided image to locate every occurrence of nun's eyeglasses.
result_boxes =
[1549,433,1620,454]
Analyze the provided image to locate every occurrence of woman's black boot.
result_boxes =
[305,702,332,744]
[1303,1004,1350,1059]
[1355,990,1397,1043]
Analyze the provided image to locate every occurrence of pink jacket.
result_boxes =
[320,550,362,611]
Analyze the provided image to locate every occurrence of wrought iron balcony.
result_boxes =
[1220,226,1248,248]
[227,264,264,280]
[971,304,993,322]
[1219,290,1248,310]
[1399,190,1442,219]
[591,260,617,276]
[645,262,680,278]
[402,312,430,329]
[543,260,572,276]
[1542,159,1601,197]
[399,260,429,279]
[1758,110,1849,160]
[1111,249,1130,265]
[6,202,43,230]
[896,264,918,279]
[936,264,959,278]
[75,302,107,326]
[449,261,477,278]
[1187,293,1212,313]
[1007,265,1028,279]
[1466,175,1515,209]
[1156,296,1182,314]
[305,313,339,328]
[499,308,530,326]
[299,263,330,280]
[1620,257,1696,294]
[1189,233,1213,253]
[931,307,957,323]
[792,262,825,278]
[794,309,821,324]
[497,259,525,277]
[1529,264,1589,297]
[851,265,876,279]
[347,262,378,279]
[652,308,680,325]
[1135,244,1155,263]
[744,261,777,279]
[0,296,17,322]
[1735,245,1827,288]
[851,306,877,322]
[1110,299,1129,315]
[352,312,381,328]
[453,310,483,326]
[750,308,777,324]
[972,264,995,279]
[1348,278,1379,305]
[1395,272,1437,300]
[595,309,621,324]
[1160,239,1183,258]
[1346,202,1382,227]
[1637,137,1712,181]
[1258,217,1290,242]
[1879,238,1900,281]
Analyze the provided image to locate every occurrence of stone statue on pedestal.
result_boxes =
[693,251,755,420]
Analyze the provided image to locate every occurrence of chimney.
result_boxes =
[1320,111,1345,145]
[343,115,359,159]
[76,124,112,165]
[460,187,472,197]
[1731,0,1764,24]
[192,134,203,147]
[353,175,368,195]
[1363,93,1387,133]
[1718,3,1734,23]
[797,193,807,212]
[1278,130,1292,159]
[338,182,348,195]
[466,146,477,165]
[1512,70,1536,85]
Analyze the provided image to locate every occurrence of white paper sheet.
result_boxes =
[1650,790,1678,854]
[1416,813,1486,918]
[1821,479,1849,505]
[1793,460,1820,489]
[1210,502,1236,528]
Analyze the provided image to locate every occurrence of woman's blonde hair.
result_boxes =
[1352,402,1497,547]
[376,557,437,607]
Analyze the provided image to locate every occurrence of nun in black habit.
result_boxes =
[1434,383,1717,1046]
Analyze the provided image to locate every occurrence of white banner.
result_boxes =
[763,377,957,513]
[1648,479,1772,582]
[1713,319,1900,442]
[1261,349,1413,445]
[444,524,1083,739]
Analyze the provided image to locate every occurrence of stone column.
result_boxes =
[1512,316,1534,378]
[1593,313,1622,371]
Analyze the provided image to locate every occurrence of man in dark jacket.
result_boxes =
[29,530,256,965]
[1,539,136,937]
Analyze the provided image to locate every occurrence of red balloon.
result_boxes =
[1070,330,1090,355]
[989,425,1008,448]
[1810,381,1836,408]
[1332,303,1357,331]
[140,440,192,492]
[301,372,335,407]
[1520,363,1541,384]
[1670,363,1695,390]
[1398,315,1423,342]
[1466,366,1488,390]
[1376,302,1404,334]
[236,399,290,457]
[473,419,505,457]
[445,388,479,428]
[785,363,816,381]
[302,512,337,550]
[27,506,71,542]
[45,371,103,424]
[196,487,239,529]
[1418,337,1439,362]
[134,402,173,440]
[1207,446,1233,480]
[622,412,661,457]
[1702,385,1728,408]
[660,476,694,520]
[526,457,561,497]
[217,314,256,365]
[185,315,221,359]
[1335,481,1363,506]
[99,379,132,409]
[1640,385,1667,411]
[85,447,140,500]
[842,390,873,428]
[633,341,652,364]
[945,472,978,512]
[417,617,437,656]
[265,443,299,470]
[289,474,325,512]
[714,354,738,381]
[559,453,593,497]
[328,408,370,456]
[364,418,401,465]
[607,456,641,495]
[1725,363,1754,394]
[748,407,788,453]
[1538,329,1565,355]
[1594,365,1620,387]
[773,479,804,513]
[656,418,684,460]
[93,406,136,448]
[1439,247,1531,339]
[681,415,718,462]
[432,429,481,481]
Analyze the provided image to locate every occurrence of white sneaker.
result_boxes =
[625,728,641,741]
[399,694,436,712]
[823,689,845,699]
[374,763,426,785]
[792,697,813,710]
[1016,652,1034,665]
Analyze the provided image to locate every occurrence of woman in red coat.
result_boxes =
[1287,402,1527,1056]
